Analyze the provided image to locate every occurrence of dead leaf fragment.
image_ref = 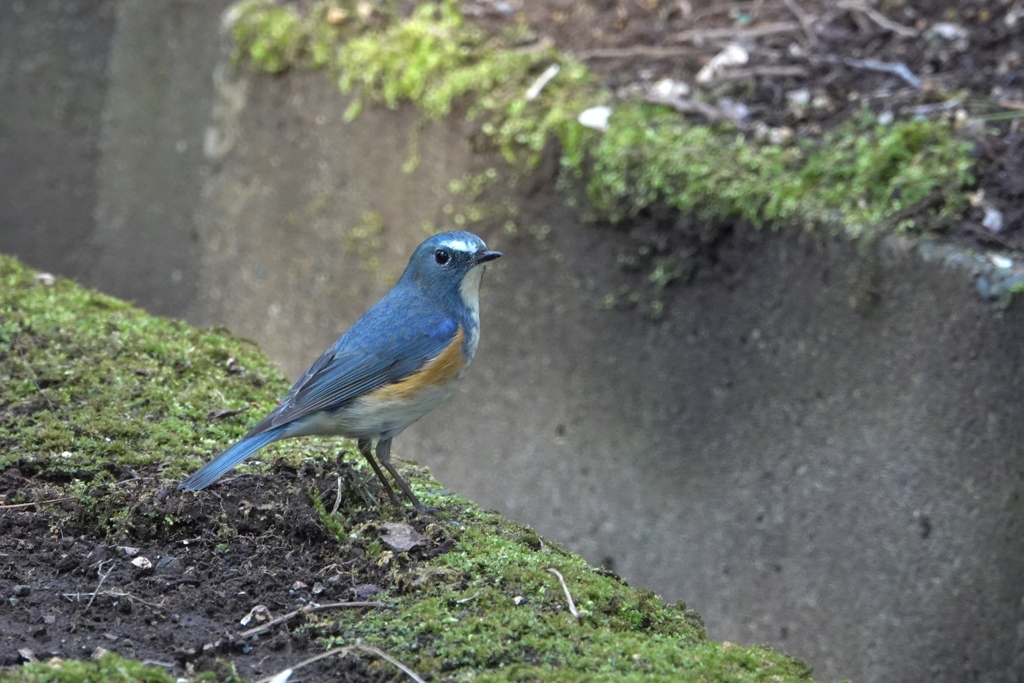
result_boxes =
[240,604,271,627]
[380,523,427,552]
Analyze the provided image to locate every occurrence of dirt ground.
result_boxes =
[478,0,1024,250]
[2,1,1022,681]
[0,460,445,681]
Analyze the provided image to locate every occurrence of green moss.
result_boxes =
[588,104,972,232]
[314,499,813,682]
[335,2,603,168]
[797,115,973,230]
[0,254,290,478]
[224,0,975,242]
[228,0,346,73]
[2,652,176,683]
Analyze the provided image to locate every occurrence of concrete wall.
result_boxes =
[0,0,116,282]
[1,4,1023,681]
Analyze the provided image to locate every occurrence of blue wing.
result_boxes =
[244,285,459,438]
[179,285,458,491]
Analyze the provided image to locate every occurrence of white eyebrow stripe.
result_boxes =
[440,238,475,253]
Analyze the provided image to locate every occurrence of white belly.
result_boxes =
[284,380,458,441]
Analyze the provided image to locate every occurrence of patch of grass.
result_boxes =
[225,0,975,242]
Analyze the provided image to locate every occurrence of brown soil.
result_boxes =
[0,460,447,681]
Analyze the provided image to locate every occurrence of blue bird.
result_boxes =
[178,231,501,510]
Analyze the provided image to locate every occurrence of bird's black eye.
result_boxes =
[434,248,451,265]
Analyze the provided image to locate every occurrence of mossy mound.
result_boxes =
[0,259,815,681]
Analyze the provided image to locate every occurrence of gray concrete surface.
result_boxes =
[1,4,1023,681]
[0,0,116,282]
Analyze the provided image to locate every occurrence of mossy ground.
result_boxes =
[0,256,814,681]
[226,0,974,242]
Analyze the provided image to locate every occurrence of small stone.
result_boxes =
[650,78,689,99]
[989,254,1013,269]
[12,585,31,597]
[767,127,793,144]
[155,555,179,573]
[928,22,969,41]
[982,206,1004,233]
[578,106,612,132]
[325,6,346,24]
[696,44,748,83]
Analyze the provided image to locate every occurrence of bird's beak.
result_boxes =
[474,250,502,265]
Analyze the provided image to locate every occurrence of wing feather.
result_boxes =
[243,288,458,438]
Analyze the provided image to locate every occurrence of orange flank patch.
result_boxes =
[371,326,467,403]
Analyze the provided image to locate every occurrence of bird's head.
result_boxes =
[400,231,501,310]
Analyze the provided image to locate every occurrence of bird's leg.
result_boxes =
[375,438,424,511]
[357,437,400,505]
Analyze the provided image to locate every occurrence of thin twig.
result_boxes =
[874,188,946,233]
[959,220,1017,249]
[330,476,343,516]
[140,659,174,669]
[238,601,386,638]
[0,496,77,509]
[85,561,113,611]
[836,0,919,37]
[254,649,345,683]
[547,568,580,621]
[577,45,701,60]
[684,1,765,25]
[352,645,427,683]
[781,0,819,46]
[643,94,749,128]
[525,63,560,101]
[63,589,165,609]
[254,644,426,683]
[717,65,809,80]
[809,54,921,89]
[206,406,250,421]
[674,21,801,44]
[14,347,55,409]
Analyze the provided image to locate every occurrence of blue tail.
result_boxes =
[178,427,285,491]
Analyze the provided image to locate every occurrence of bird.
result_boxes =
[178,231,501,510]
